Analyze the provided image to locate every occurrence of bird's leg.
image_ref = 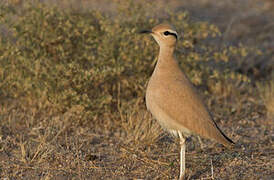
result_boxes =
[178,131,186,180]
[197,136,205,149]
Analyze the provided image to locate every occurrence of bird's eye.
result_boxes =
[163,31,178,39]
[163,31,169,36]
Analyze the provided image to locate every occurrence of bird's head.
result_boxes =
[140,23,178,48]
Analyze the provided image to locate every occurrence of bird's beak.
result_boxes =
[139,30,152,34]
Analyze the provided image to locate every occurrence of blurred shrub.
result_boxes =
[0,1,257,123]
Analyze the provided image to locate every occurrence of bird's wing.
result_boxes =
[148,72,233,146]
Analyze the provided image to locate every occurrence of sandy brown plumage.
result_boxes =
[141,23,234,179]
[146,46,234,146]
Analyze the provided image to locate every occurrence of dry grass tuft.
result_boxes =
[119,99,163,145]
[256,74,274,121]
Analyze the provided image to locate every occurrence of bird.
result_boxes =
[140,23,234,179]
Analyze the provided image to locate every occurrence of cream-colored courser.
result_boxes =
[140,23,234,179]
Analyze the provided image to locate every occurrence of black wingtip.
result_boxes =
[220,127,235,145]
[214,121,235,148]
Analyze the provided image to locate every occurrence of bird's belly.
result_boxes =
[146,93,192,138]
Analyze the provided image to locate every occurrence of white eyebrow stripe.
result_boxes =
[168,30,178,35]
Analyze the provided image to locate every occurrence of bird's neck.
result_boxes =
[159,45,175,57]
[157,46,176,66]
[150,45,177,78]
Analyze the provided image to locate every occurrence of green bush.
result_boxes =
[0,1,254,122]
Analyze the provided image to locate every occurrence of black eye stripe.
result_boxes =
[163,31,177,39]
